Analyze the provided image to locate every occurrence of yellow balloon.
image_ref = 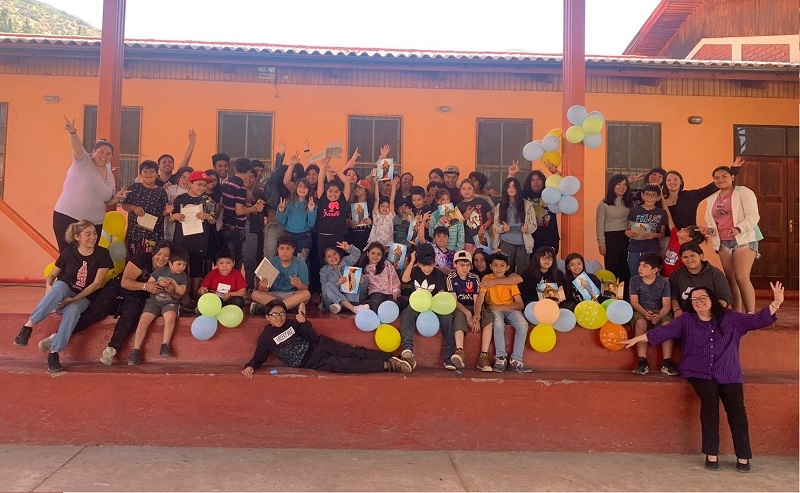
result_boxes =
[43,262,56,278]
[103,211,127,237]
[114,260,126,273]
[104,269,118,283]
[595,270,616,283]
[582,116,604,135]
[544,174,562,189]
[565,125,586,144]
[575,301,608,330]
[541,151,561,167]
[529,324,557,352]
[113,231,126,242]
[375,324,401,352]
[547,128,563,138]
[98,236,110,248]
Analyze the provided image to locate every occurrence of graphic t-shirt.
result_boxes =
[627,205,668,253]
[446,272,481,307]
[409,266,448,295]
[201,268,247,295]
[457,197,492,245]
[662,227,683,277]
[54,245,114,293]
[315,195,349,235]
[148,265,189,302]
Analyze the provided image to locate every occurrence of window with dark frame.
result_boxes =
[218,112,274,181]
[476,118,533,194]
[83,106,142,189]
[347,115,402,181]
[605,122,662,189]
[0,103,6,199]
[734,125,799,157]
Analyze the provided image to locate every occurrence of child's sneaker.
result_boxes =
[633,358,649,375]
[128,349,141,366]
[661,360,679,376]
[492,357,507,373]
[387,357,412,373]
[352,304,370,313]
[329,303,342,314]
[46,352,62,373]
[509,359,533,373]
[13,326,32,346]
[99,347,116,366]
[250,302,266,316]
[160,343,171,358]
[450,348,465,369]
[400,349,417,370]
[476,352,493,372]
[443,359,456,370]
[38,334,55,353]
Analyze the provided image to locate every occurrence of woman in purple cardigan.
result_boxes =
[620,281,784,473]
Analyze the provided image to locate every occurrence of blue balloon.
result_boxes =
[355,309,381,332]
[524,302,539,325]
[606,300,634,325]
[416,310,440,337]
[559,176,581,196]
[191,316,218,341]
[108,241,126,263]
[556,257,566,274]
[553,309,577,332]
[541,186,562,205]
[558,195,579,215]
[377,300,400,324]
[585,260,603,274]
[548,201,562,214]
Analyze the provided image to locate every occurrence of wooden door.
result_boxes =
[738,157,798,289]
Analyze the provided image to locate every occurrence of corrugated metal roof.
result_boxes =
[0,34,796,69]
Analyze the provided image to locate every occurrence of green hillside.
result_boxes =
[0,0,100,36]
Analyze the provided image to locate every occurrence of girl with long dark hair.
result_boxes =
[492,175,536,274]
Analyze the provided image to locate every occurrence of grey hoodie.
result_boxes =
[669,260,733,309]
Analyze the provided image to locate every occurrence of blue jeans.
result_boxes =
[263,221,285,260]
[321,281,366,308]
[288,231,313,261]
[399,307,455,360]
[491,309,528,361]
[627,251,645,281]
[30,280,90,353]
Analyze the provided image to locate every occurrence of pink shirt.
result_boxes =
[363,260,401,295]
[712,193,735,240]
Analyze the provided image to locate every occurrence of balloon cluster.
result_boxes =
[540,175,581,215]
[408,290,457,338]
[354,300,403,352]
[522,128,563,166]
[191,293,245,340]
[101,211,128,282]
[565,105,605,148]
[523,299,571,353]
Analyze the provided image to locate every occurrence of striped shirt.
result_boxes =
[54,150,116,225]
[220,175,247,230]
[647,306,777,384]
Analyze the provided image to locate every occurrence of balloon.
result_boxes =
[44,262,56,278]
[522,141,544,162]
[558,176,581,196]
[416,310,440,337]
[583,133,603,149]
[548,201,562,214]
[197,293,222,317]
[587,110,605,123]
[375,324,401,352]
[355,309,381,332]
[599,321,628,350]
[556,257,566,273]
[529,324,557,352]
[595,269,616,283]
[544,174,562,188]
[533,298,560,325]
[582,115,604,134]
[113,230,126,242]
[541,135,560,153]
[523,302,539,325]
[565,125,585,144]
[217,305,244,328]
[541,187,562,205]
[409,289,433,313]
[430,292,456,315]
[103,211,127,237]
[108,241,126,263]
[547,128,563,138]
[575,301,608,330]
[585,260,602,274]
[191,316,218,341]
[541,151,561,167]
[113,260,125,274]
[601,299,615,310]
[606,300,634,325]
[104,269,118,283]
[98,236,110,248]
[553,309,577,332]
[377,301,400,324]
[567,104,588,126]
[557,196,579,215]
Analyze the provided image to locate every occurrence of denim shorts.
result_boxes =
[719,239,759,256]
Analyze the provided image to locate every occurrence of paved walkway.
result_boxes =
[1,445,797,492]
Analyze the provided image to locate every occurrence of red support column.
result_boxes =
[97,0,126,184]
[561,0,586,256]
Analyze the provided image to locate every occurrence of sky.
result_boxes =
[37,0,661,56]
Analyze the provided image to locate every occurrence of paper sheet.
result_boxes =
[255,258,280,288]
[136,213,158,231]
[180,204,204,236]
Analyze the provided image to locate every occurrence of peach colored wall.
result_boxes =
[1,74,797,280]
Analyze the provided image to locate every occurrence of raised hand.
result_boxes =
[508,160,520,176]
[188,128,197,144]
[732,156,744,168]
[290,151,301,165]
[115,186,130,200]
[307,195,315,211]
[350,147,361,162]
[336,241,350,251]
[277,197,287,213]
[771,281,784,306]
[380,144,391,159]
[63,116,77,134]
[277,138,287,154]
[303,139,310,151]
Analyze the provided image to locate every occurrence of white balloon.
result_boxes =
[583,133,603,149]
[522,141,544,161]
[558,195,579,215]
[108,241,126,263]
[559,176,581,196]
[567,105,588,126]
[541,134,560,152]
[541,186,562,205]
[587,110,605,123]
[548,201,561,214]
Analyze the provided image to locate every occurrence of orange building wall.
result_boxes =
[1,74,797,280]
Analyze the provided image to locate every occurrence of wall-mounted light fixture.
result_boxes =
[688,116,703,124]
[437,105,452,113]
[42,95,59,103]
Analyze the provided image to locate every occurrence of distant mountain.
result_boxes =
[0,0,100,36]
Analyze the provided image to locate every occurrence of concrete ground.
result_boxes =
[0,445,797,492]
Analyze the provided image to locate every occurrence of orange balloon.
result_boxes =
[599,322,628,350]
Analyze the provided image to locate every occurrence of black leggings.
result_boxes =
[687,377,752,459]
[302,336,391,373]
[72,280,148,351]
[53,211,102,253]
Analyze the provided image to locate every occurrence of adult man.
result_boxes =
[443,165,463,204]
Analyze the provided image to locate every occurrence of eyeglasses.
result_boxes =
[690,295,710,303]
[268,312,287,318]
[642,192,659,198]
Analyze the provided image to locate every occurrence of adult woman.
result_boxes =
[13,220,113,372]
[492,177,537,274]
[399,172,414,199]
[699,166,760,313]
[621,282,784,472]
[661,158,743,229]
[668,242,732,316]
[53,117,127,252]
[596,174,633,289]
[630,167,667,207]
[517,165,560,254]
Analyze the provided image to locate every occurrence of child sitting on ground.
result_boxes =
[359,241,406,312]
[320,241,369,314]
[197,248,248,309]
[475,252,532,373]
[629,252,677,376]
[128,247,189,365]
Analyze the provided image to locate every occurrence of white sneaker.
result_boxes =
[329,303,342,314]
[352,304,370,313]
[37,334,55,353]
[99,347,116,366]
